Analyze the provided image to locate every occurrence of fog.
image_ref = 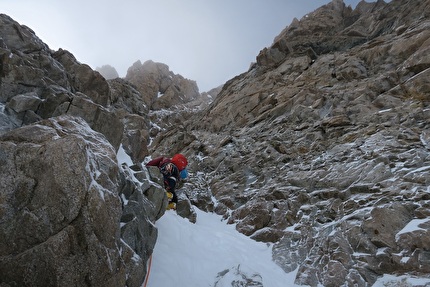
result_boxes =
[3,0,368,91]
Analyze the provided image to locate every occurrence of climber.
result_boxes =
[145,154,188,210]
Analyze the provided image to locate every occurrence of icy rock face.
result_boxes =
[149,0,430,286]
[119,164,166,287]
[0,116,125,286]
[0,116,167,287]
[0,14,170,287]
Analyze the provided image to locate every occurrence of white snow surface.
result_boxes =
[145,208,298,287]
[117,144,133,166]
[372,274,430,287]
[396,218,429,240]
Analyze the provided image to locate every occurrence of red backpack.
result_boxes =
[171,154,188,171]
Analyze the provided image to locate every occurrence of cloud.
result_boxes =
[2,0,373,91]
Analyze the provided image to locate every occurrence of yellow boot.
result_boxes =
[167,202,176,210]
[166,192,173,200]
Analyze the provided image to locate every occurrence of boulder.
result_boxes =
[52,49,110,107]
[0,116,125,286]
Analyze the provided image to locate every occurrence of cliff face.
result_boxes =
[0,14,167,287]
[150,0,430,285]
[198,0,429,133]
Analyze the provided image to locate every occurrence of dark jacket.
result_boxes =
[146,157,180,202]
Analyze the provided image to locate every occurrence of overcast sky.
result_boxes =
[3,0,367,92]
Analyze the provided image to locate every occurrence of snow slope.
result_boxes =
[146,208,298,287]
[146,208,430,287]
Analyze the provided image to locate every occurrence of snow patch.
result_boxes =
[284,223,301,233]
[353,252,371,257]
[132,252,141,263]
[373,274,430,287]
[378,108,392,113]
[121,193,129,206]
[404,165,430,176]
[117,144,134,166]
[86,148,112,201]
[396,218,429,240]
[146,208,299,287]
[376,247,389,256]
[195,152,208,161]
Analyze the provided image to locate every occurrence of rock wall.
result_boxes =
[0,117,125,286]
[0,14,168,287]
[149,0,430,286]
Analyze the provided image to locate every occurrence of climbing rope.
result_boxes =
[143,254,153,287]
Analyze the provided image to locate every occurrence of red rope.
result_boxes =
[143,254,153,287]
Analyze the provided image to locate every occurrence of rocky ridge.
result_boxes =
[149,0,430,286]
